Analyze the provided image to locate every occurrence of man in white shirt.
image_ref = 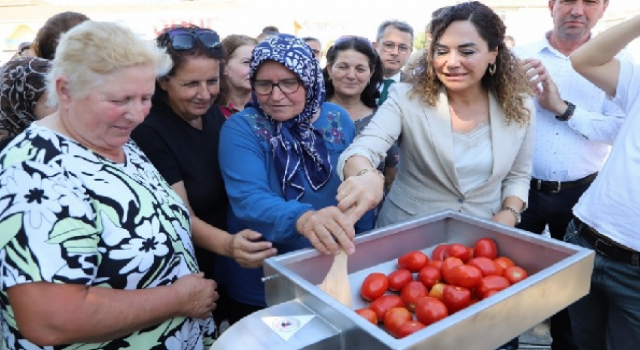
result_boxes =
[373,20,413,105]
[569,12,640,350]
[512,1,627,349]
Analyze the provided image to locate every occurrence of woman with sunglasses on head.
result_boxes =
[1,21,217,349]
[131,25,276,327]
[337,2,534,231]
[324,36,398,195]
[217,33,374,323]
[216,34,258,118]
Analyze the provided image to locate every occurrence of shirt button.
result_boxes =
[458,198,464,203]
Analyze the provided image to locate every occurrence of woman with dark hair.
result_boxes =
[337,1,534,232]
[131,25,275,287]
[217,33,374,324]
[32,11,89,60]
[216,34,258,118]
[323,36,397,192]
[0,56,56,145]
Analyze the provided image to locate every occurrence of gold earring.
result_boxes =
[488,63,496,75]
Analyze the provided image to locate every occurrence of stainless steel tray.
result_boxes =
[261,210,594,349]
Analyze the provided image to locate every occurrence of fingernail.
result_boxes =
[347,247,355,254]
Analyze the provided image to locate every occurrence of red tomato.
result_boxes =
[428,260,443,271]
[473,238,499,260]
[396,321,426,338]
[494,256,516,270]
[483,290,499,299]
[477,275,511,299]
[446,265,483,289]
[440,257,464,283]
[503,266,529,284]
[417,266,441,289]
[431,244,448,261]
[442,285,472,313]
[400,281,428,311]
[428,282,447,301]
[387,269,413,292]
[468,257,504,277]
[398,251,430,272]
[360,272,388,301]
[384,307,413,338]
[355,308,378,324]
[444,243,472,263]
[369,295,404,321]
[415,296,449,326]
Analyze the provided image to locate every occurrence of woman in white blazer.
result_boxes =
[337,1,535,229]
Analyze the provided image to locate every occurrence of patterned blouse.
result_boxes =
[0,124,214,349]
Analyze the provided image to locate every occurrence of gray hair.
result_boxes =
[376,20,414,42]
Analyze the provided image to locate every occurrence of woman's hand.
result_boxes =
[297,207,355,255]
[172,273,218,319]
[492,209,517,227]
[336,170,385,223]
[226,230,278,268]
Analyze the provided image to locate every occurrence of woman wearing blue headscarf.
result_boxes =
[217,34,374,323]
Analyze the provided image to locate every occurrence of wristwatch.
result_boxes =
[555,100,576,121]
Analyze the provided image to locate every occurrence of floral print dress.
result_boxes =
[0,124,214,349]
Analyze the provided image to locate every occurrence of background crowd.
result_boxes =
[1,1,639,350]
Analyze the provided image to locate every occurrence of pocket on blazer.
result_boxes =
[386,187,419,216]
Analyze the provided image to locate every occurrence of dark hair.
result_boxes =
[216,34,258,106]
[261,26,279,34]
[301,36,320,45]
[154,25,226,105]
[411,1,531,125]
[323,37,383,108]
[32,11,89,60]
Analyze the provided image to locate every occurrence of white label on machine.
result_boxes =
[261,315,315,341]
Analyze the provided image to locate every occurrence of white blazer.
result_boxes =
[338,83,535,227]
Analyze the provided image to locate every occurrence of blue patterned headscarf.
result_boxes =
[250,33,331,200]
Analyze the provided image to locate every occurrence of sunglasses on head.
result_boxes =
[334,35,373,48]
[165,28,221,51]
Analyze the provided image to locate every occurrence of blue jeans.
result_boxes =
[565,219,640,350]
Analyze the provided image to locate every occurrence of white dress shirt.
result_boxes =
[513,33,631,182]
[574,60,640,251]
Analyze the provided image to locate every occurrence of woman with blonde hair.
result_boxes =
[0,21,217,349]
[337,2,535,230]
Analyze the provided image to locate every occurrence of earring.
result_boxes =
[488,63,497,75]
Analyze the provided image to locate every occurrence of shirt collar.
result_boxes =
[386,71,402,83]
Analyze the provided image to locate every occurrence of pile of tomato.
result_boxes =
[355,237,529,339]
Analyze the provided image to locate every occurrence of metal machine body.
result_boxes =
[213,211,594,350]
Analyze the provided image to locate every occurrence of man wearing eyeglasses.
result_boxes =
[302,36,322,63]
[373,20,414,105]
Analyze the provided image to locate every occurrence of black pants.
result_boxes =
[516,181,593,350]
[226,297,265,326]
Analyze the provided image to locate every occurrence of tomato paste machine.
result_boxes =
[212,210,594,350]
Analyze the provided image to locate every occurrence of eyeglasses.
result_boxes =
[334,35,373,48]
[253,79,301,95]
[165,28,221,51]
[381,41,412,55]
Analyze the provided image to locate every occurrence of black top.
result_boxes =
[131,101,228,278]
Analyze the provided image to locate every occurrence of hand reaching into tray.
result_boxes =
[336,168,385,224]
[296,207,356,255]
